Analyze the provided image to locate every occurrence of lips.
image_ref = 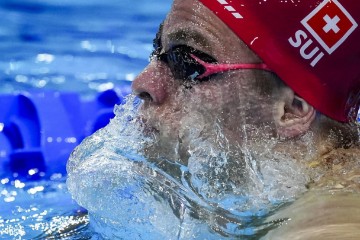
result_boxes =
[137,116,160,137]
[143,124,160,137]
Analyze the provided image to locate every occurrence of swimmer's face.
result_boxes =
[132,0,277,163]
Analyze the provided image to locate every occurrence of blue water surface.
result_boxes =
[0,0,170,96]
[0,0,171,239]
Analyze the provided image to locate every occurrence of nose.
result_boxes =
[132,61,170,105]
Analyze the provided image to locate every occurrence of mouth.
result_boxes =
[143,124,160,137]
[137,117,160,137]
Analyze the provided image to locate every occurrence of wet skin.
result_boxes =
[131,0,360,238]
[132,0,278,164]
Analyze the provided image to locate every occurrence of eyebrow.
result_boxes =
[166,29,210,49]
[153,22,164,50]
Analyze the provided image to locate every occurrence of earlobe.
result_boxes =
[274,89,316,138]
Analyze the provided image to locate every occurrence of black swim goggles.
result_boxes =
[151,44,271,83]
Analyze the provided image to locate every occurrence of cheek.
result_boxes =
[192,79,248,121]
[179,82,241,145]
[188,76,275,142]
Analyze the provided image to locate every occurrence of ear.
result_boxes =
[273,88,316,138]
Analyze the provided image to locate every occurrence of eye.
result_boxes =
[161,45,217,82]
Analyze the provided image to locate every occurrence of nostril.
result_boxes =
[138,92,153,102]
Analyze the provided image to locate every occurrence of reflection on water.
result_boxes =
[264,190,360,240]
[67,96,314,239]
[0,176,91,239]
[0,0,171,97]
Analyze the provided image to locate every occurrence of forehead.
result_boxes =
[161,0,261,63]
[162,0,222,53]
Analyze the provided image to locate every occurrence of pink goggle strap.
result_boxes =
[191,54,272,79]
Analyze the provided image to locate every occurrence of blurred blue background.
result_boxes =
[0,0,170,96]
[0,0,171,177]
[0,0,171,238]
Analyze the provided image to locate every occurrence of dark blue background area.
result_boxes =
[0,1,171,239]
[0,0,171,178]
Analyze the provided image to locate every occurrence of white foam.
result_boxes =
[67,95,312,238]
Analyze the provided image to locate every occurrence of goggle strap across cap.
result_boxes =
[199,0,360,122]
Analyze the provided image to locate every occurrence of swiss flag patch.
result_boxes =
[301,0,357,54]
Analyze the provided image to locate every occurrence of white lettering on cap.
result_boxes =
[216,0,243,19]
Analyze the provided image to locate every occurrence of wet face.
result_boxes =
[67,3,317,231]
[132,0,277,164]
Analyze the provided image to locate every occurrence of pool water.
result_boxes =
[0,0,170,239]
[1,1,360,239]
[0,0,170,96]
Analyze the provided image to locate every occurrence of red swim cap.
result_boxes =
[199,0,360,122]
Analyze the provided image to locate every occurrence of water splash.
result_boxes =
[67,95,311,239]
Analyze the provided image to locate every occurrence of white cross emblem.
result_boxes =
[301,0,358,54]
[323,15,340,33]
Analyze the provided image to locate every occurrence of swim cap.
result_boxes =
[198,0,360,122]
